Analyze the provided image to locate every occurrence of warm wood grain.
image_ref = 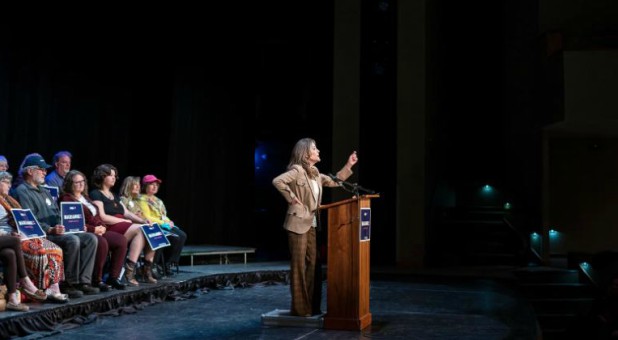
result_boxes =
[322,195,378,330]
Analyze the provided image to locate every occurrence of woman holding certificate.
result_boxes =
[0,171,66,304]
[89,164,157,286]
[60,170,128,291]
[136,174,187,276]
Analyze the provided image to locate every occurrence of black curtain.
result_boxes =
[0,4,333,258]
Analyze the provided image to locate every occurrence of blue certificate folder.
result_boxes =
[60,202,85,233]
[360,208,371,241]
[141,223,171,251]
[10,209,46,240]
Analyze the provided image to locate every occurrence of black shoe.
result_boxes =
[60,282,84,298]
[106,278,127,290]
[77,283,100,295]
[165,264,176,276]
[94,281,111,292]
[47,293,69,304]
[151,264,164,280]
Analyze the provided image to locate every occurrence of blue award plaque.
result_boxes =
[60,202,85,233]
[141,223,171,251]
[360,208,371,241]
[10,209,46,240]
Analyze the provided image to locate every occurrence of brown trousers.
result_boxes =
[287,227,316,316]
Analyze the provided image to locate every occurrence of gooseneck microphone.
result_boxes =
[327,173,376,195]
[327,173,342,183]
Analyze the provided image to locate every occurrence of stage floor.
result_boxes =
[4,262,539,339]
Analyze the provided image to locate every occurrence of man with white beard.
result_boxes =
[15,153,99,298]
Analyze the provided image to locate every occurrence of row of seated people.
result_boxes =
[43,151,185,279]
[0,153,187,311]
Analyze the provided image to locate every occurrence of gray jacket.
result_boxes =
[15,183,60,232]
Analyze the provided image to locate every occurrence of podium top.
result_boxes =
[319,194,380,210]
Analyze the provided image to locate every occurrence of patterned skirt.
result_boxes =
[21,238,64,289]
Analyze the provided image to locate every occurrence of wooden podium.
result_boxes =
[321,194,379,331]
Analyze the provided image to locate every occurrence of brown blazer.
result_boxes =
[272,164,353,234]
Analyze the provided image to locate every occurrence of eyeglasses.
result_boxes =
[74,180,85,185]
[0,180,11,185]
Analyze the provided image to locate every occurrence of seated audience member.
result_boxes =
[120,176,174,277]
[138,174,187,275]
[15,154,99,298]
[45,151,72,189]
[60,170,128,291]
[0,234,46,311]
[89,164,157,286]
[119,176,143,218]
[0,156,8,172]
[10,154,49,199]
[0,171,67,303]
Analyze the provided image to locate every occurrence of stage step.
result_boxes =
[513,268,580,284]
[180,244,256,265]
[515,266,598,339]
[527,297,596,315]
[518,283,597,299]
[261,309,324,328]
[430,204,533,269]
[536,312,578,329]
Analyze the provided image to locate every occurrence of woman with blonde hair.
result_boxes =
[119,176,144,218]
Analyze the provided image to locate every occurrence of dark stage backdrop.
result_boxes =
[0,5,334,261]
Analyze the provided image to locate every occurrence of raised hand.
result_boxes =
[347,151,358,168]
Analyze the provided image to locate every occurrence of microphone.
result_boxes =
[327,173,376,195]
[327,173,342,183]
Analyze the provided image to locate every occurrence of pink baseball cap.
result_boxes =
[142,174,162,184]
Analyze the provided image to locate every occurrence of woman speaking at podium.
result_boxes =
[273,138,358,317]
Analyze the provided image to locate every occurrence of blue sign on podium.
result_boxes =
[360,208,371,241]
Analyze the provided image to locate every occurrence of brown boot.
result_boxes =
[142,261,158,284]
[124,260,139,286]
